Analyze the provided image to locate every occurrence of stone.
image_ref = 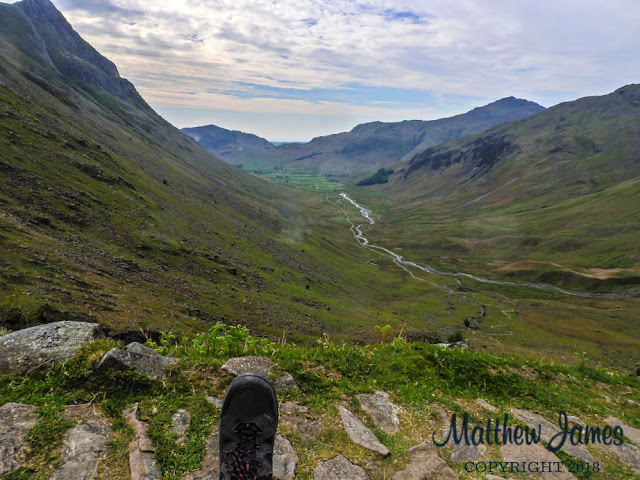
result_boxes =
[450,435,486,462]
[314,454,370,480]
[206,396,223,409]
[127,342,159,355]
[628,399,640,407]
[52,421,111,480]
[434,343,468,350]
[338,405,390,457]
[171,409,191,446]
[281,414,322,440]
[221,356,275,376]
[279,402,309,415]
[182,428,219,480]
[391,443,459,480]
[123,403,162,480]
[274,434,298,480]
[464,316,480,329]
[566,415,586,427]
[99,349,178,379]
[0,403,38,476]
[0,321,101,375]
[511,408,595,463]
[603,442,640,474]
[605,416,640,445]
[356,391,400,435]
[275,372,299,391]
[501,441,577,480]
[475,398,498,413]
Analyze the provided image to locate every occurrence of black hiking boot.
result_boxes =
[219,372,278,480]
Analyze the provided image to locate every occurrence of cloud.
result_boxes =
[51,0,640,140]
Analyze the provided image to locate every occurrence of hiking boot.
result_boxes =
[219,372,278,480]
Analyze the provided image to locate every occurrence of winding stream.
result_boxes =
[338,192,637,300]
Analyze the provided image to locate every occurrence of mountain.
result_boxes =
[185,97,544,178]
[359,84,640,291]
[0,0,375,340]
[181,124,274,165]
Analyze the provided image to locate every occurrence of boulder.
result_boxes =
[314,454,370,480]
[0,321,101,375]
[126,342,158,355]
[464,316,480,329]
[356,391,400,435]
[221,356,275,376]
[0,403,38,476]
[99,349,177,379]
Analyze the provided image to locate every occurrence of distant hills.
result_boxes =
[182,97,544,178]
[361,84,640,291]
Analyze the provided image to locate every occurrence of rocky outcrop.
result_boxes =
[0,403,38,476]
[314,454,370,480]
[221,356,275,376]
[0,321,101,375]
[99,349,177,379]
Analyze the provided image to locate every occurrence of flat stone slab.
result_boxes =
[357,391,400,435]
[123,403,162,480]
[221,356,275,376]
[512,409,594,463]
[275,373,299,391]
[0,403,38,476]
[281,414,322,440]
[475,398,498,412]
[314,454,370,480]
[391,443,459,480]
[52,420,111,480]
[501,441,577,480]
[99,349,178,379]
[338,405,390,457]
[0,321,101,375]
[606,416,640,445]
[274,434,298,480]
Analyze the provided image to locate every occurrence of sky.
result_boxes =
[27,0,640,141]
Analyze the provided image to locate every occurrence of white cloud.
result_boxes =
[54,0,640,139]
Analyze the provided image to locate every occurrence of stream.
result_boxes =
[338,192,637,300]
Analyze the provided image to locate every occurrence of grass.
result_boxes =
[1,333,638,479]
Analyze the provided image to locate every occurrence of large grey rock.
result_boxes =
[274,435,298,480]
[606,416,640,445]
[356,391,400,435]
[99,349,178,379]
[314,454,370,480]
[0,403,38,476]
[171,409,191,446]
[338,405,390,457]
[182,428,219,480]
[221,356,275,376]
[0,321,101,375]
[511,408,594,463]
[123,403,162,480]
[391,443,459,480]
[52,421,111,480]
[275,373,299,391]
[501,441,577,480]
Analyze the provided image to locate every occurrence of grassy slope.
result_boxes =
[1,334,639,480]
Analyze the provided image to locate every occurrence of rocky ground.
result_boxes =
[1,322,639,479]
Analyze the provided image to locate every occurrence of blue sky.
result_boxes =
[35,0,640,141]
